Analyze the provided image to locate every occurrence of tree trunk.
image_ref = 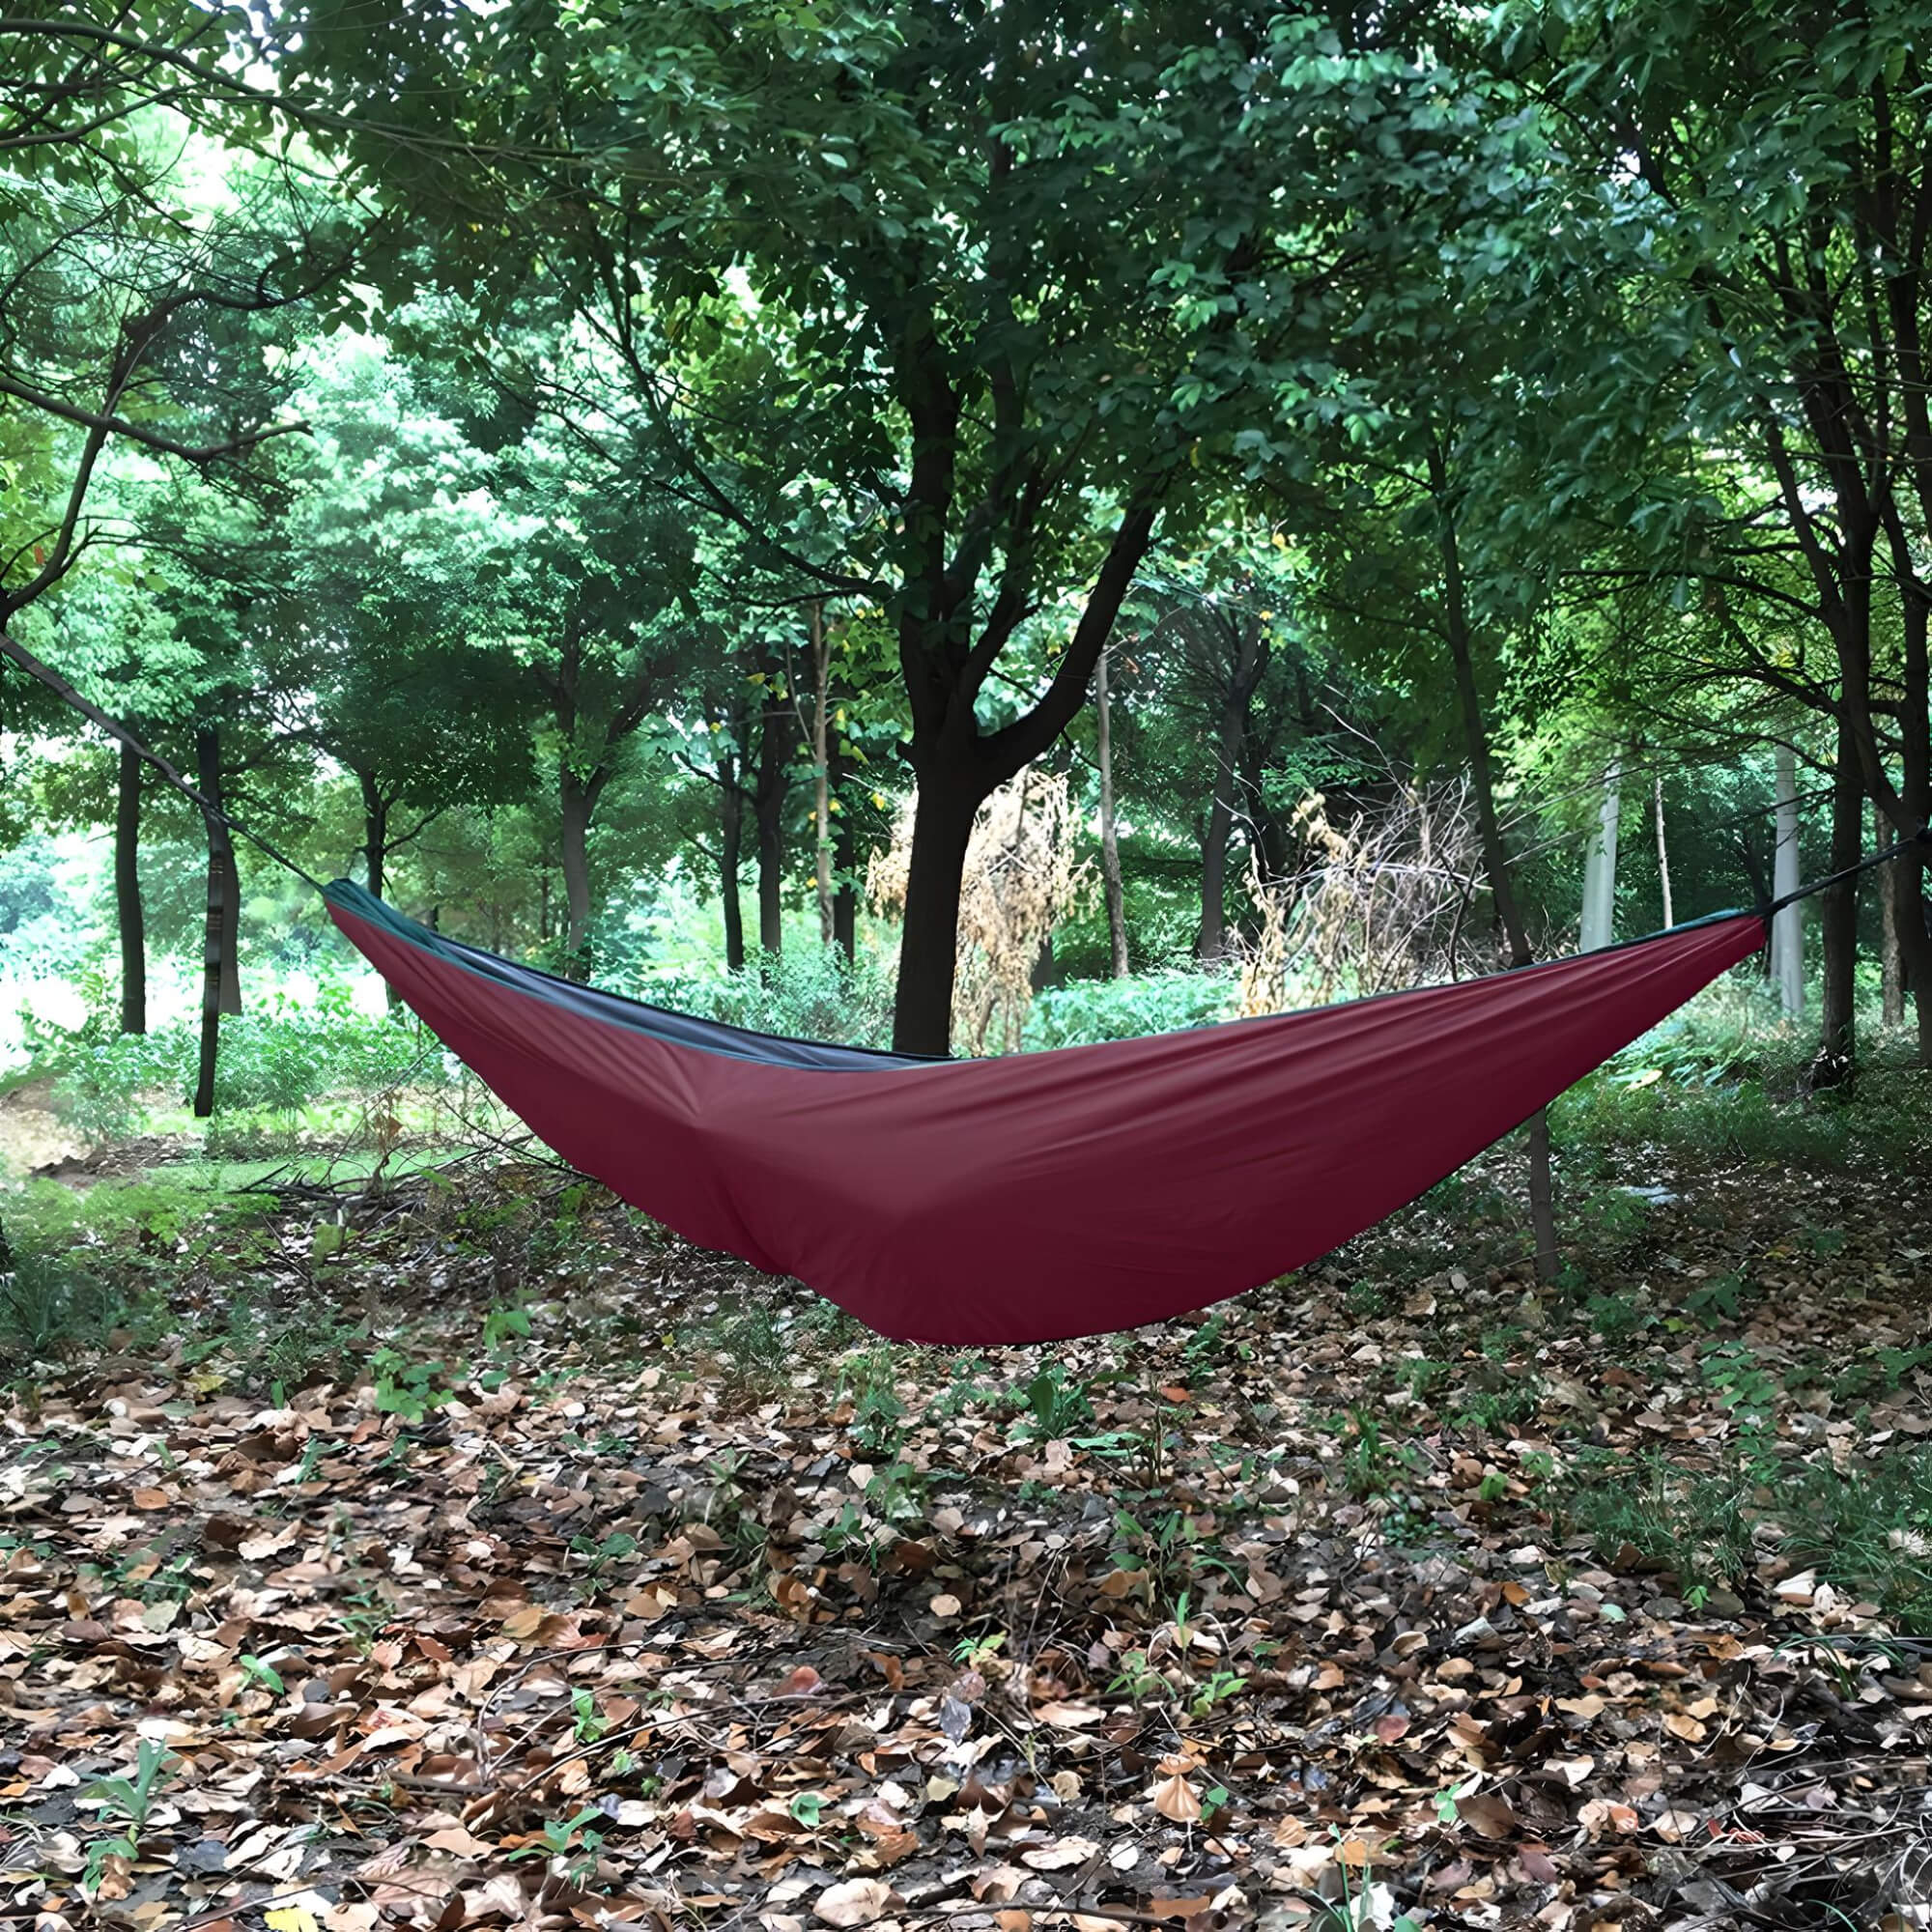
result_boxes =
[754,692,793,963]
[720,770,747,975]
[1819,715,1862,1074]
[193,724,242,1020]
[1654,772,1674,929]
[115,740,146,1036]
[559,771,595,973]
[360,772,400,1011]
[891,763,980,1056]
[1096,647,1128,978]
[1772,743,1804,1020]
[832,739,857,964]
[361,774,389,905]
[1196,694,1250,962]
[1431,440,1557,1284]
[1880,791,1907,1028]
[1579,756,1621,952]
[810,603,836,946]
[193,726,232,1119]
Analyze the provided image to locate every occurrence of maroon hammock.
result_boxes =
[326,881,1764,1346]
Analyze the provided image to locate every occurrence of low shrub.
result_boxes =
[1024,970,1234,1050]
[653,946,896,1050]
[38,984,446,1141]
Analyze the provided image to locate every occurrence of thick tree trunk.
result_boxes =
[1095,647,1128,979]
[559,772,595,972]
[1654,772,1674,929]
[1579,756,1621,952]
[193,726,233,1119]
[892,764,980,1056]
[1819,718,1862,1072]
[1432,441,1557,1284]
[115,741,146,1036]
[720,773,747,975]
[1771,744,1804,1019]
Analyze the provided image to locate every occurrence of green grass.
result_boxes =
[1556,1444,1932,1625]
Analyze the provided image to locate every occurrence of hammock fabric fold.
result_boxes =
[324,881,1764,1346]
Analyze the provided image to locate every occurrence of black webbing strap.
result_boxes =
[0,629,327,892]
[1763,820,1932,919]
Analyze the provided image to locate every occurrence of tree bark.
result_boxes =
[1772,743,1804,1020]
[559,770,597,972]
[193,725,232,1119]
[720,764,747,975]
[832,737,857,964]
[1819,714,1862,1072]
[1095,646,1128,978]
[359,771,400,1012]
[1653,771,1674,929]
[892,763,980,1057]
[1880,791,1907,1027]
[753,673,798,964]
[360,771,389,905]
[810,603,836,946]
[1579,756,1621,952]
[1196,621,1264,962]
[1431,440,1557,1285]
[115,740,146,1036]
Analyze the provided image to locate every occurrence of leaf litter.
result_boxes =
[2,1121,1930,1932]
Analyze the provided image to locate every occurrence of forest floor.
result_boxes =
[4,1065,1932,1932]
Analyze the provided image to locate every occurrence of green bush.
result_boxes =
[655,947,895,1049]
[1024,970,1234,1050]
[40,985,445,1140]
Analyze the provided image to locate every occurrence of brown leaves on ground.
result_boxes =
[2,1126,1930,1931]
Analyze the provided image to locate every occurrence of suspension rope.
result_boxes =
[0,629,328,893]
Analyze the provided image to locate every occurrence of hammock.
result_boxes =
[325,880,1765,1345]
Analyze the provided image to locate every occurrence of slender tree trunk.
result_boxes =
[1096,647,1128,978]
[1772,744,1804,1020]
[832,739,857,964]
[720,773,747,975]
[115,741,146,1036]
[1654,772,1674,929]
[1196,699,1248,962]
[193,726,232,1120]
[1819,716,1862,1074]
[559,771,596,973]
[1579,756,1621,952]
[360,774,389,905]
[1431,440,1557,1284]
[360,773,400,1011]
[1880,791,1907,1027]
[754,692,793,963]
[810,603,836,946]
[193,724,242,1020]
[1242,745,1291,884]
[892,763,980,1056]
